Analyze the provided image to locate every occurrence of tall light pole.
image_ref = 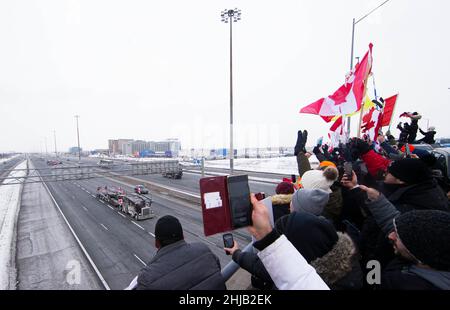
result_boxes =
[75,115,81,163]
[44,137,48,156]
[53,130,57,157]
[348,0,391,136]
[221,8,241,175]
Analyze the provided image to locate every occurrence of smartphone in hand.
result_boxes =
[344,162,353,179]
[255,192,266,201]
[227,175,253,229]
[223,233,234,255]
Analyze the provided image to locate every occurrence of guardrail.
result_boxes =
[221,242,254,282]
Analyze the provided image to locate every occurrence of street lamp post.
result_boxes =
[53,130,57,157]
[75,115,81,163]
[348,0,391,136]
[221,8,241,175]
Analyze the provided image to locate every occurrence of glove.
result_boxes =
[294,130,305,156]
[313,146,321,155]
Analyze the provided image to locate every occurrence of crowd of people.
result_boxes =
[133,112,449,290]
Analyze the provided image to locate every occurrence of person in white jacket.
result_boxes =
[247,194,329,290]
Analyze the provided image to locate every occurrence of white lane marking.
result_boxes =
[82,206,88,212]
[133,254,147,266]
[107,205,114,210]
[148,232,155,237]
[100,200,105,204]
[91,194,96,198]
[100,223,109,231]
[132,221,145,231]
[117,212,126,218]
[39,176,110,290]
[81,187,85,190]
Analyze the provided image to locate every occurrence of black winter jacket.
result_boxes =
[136,240,225,290]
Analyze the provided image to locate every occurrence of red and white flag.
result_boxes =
[330,116,343,133]
[300,44,373,117]
[328,116,347,147]
[361,107,383,141]
[380,94,398,127]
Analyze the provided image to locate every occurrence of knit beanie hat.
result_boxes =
[319,161,337,169]
[388,158,432,184]
[395,210,450,271]
[301,167,338,193]
[155,215,183,247]
[276,181,295,195]
[275,211,338,262]
[291,188,329,216]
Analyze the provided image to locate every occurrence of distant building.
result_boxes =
[153,139,181,157]
[93,149,109,155]
[108,139,119,154]
[107,138,181,157]
[131,140,150,154]
[122,142,133,156]
[117,139,133,155]
[69,147,82,154]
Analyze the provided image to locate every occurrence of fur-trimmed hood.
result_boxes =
[310,233,356,285]
[271,194,293,206]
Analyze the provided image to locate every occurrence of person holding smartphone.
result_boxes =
[242,194,329,290]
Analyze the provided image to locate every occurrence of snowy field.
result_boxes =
[203,156,319,175]
[0,160,27,289]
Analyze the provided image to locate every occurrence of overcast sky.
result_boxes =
[1,0,449,153]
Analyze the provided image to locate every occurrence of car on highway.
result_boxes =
[432,148,450,179]
[47,160,62,166]
[98,159,114,169]
[410,144,434,152]
[134,185,149,194]
[436,138,450,148]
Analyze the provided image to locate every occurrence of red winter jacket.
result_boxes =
[361,150,391,177]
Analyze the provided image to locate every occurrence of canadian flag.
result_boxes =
[330,116,344,133]
[361,107,383,140]
[380,94,398,127]
[300,44,373,117]
[328,116,347,147]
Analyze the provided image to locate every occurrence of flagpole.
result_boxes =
[350,0,391,138]
[347,18,356,137]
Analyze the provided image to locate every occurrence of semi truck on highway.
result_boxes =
[119,194,154,220]
[96,186,125,207]
[96,186,154,220]
[162,161,183,179]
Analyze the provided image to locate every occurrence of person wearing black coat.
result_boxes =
[225,212,364,290]
[341,159,449,278]
[418,127,437,145]
[360,188,450,290]
[136,216,225,290]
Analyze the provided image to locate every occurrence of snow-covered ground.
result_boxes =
[203,156,319,175]
[0,160,27,289]
[0,154,20,165]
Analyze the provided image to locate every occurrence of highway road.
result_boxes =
[30,156,252,289]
